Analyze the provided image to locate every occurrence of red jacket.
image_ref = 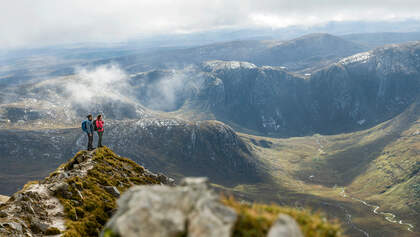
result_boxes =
[96,120,104,132]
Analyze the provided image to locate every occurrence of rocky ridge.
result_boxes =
[0,147,173,236]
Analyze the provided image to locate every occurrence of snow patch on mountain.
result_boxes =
[339,52,371,65]
[203,60,257,71]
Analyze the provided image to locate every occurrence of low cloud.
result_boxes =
[1,63,204,122]
[65,64,132,106]
[59,64,144,119]
[136,67,201,111]
[60,64,201,117]
[1,1,420,49]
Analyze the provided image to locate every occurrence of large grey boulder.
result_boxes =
[102,177,237,237]
[267,214,303,237]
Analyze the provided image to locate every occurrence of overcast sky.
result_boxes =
[2,0,420,49]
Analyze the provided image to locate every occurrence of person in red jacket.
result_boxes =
[96,114,105,148]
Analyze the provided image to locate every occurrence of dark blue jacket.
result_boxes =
[83,119,94,134]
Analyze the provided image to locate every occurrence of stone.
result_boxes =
[167,178,175,185]
[58,172,69,180]
[143,169,176,186]
[8,222,23,232]
[188,200,237,237]
[104,186,120,198]
[22,202,35,214]
[156,173,175,185]
[267,214,303,237]
[30,221,49,234]
[101,177,237,237]
[48,182,69,195]
[55,212,64,217]
[76,155,84,164]
[0,211,7,218]
[62,191,73,199]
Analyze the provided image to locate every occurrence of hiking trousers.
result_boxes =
[87,133,93,150]
[97,131,103,147]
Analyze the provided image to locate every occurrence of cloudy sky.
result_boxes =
[2,0,420,49]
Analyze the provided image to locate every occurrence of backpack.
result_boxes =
[93,119,98,131]
[81,120,88,132]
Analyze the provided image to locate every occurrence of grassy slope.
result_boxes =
[223,197,342,237]
[347,101,420,219]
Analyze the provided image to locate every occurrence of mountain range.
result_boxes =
[0,32,419,236]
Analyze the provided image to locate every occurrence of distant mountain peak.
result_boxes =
[296,32,338,39]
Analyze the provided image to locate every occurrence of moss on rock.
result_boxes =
[51,147,163,237]
[45,227,61,235]
[222,196,342,237]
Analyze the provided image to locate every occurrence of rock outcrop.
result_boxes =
[102,177,237,237]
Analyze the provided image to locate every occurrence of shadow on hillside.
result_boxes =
[324,133,399,186]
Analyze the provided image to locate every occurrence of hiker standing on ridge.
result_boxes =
[95,114,104,148]
[81,114,95,151]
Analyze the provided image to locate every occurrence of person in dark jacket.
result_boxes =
[96,114,104,148]
[82,114,95,151]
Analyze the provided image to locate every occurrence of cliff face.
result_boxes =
[307,42,420,134]
[179,42,420,137]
